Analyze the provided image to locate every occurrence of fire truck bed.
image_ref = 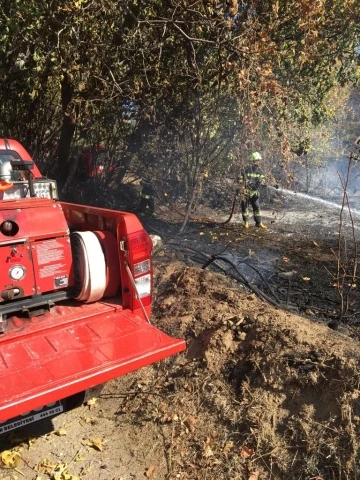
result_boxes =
[0,301,185,422]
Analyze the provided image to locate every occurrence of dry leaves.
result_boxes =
[86,398,98,409]
[0,451,21,469]
[145,465,157,478]
[36,460,80,480]
[223,441,234,455]
[52,464,80,480]
[186,416,197,433]
[82,437,103,451]
[36,459,57,474]
[203,438,214,458]
[240,446,254,459]
[75,454,86,462]
[53,471,80,480]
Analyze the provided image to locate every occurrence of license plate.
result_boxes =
[0,402,64,434]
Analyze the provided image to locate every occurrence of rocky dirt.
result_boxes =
[1,186,360,480]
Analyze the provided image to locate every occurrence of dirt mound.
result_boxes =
[1,265,359,480]
[151,262,360,479]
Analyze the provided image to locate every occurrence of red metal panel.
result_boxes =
[0,243,36,299]
[0,198,52,210]
[3,302,118,342]
[31,237,74,293]
[0,201,69,243]
[61,202,143,235]
[0,202,72,297]
[0,304,186,421]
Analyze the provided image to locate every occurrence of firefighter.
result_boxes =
[139,178,156,216]
[238,152,268,229]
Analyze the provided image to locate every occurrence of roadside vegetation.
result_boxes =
[0,0,359,202]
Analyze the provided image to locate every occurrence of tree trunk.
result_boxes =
[179,181,198,234]
[57,74,76,192]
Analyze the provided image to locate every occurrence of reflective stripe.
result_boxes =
[245,189,259,196]
[247,173,263,178]
[141,194,151,199]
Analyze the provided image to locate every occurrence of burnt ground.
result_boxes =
[1,185,360,480]
[142,187,360,333]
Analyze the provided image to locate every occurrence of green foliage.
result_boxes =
[0,0,359,189]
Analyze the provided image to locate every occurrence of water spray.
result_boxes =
[267,185,360,215]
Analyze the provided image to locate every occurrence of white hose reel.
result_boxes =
[71,231,107,303]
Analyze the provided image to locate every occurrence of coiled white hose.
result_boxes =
[71,231,106,303]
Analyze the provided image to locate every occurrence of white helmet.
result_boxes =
[250,152,262,162]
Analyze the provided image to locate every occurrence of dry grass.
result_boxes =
[147,264,360,479]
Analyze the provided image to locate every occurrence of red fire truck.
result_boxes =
[80,144,107,178]
[0,138,185,433]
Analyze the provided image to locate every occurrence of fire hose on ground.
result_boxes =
[201,254,295,312]
[162,184,280,227]
[166,242,299,315]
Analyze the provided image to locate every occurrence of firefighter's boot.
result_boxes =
[243,221,249,229]
[256,222,268,230]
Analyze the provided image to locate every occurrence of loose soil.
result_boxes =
[1,186,360,480]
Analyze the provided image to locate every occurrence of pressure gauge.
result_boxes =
[9,265,26,281]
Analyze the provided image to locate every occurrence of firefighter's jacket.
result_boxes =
[141,180,155,199]
[240,165,265,195]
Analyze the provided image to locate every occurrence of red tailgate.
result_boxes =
[0,304,185,422]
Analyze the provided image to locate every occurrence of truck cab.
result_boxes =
[0,139,185,433]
